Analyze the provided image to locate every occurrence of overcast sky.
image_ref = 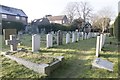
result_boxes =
[0,0,119,22]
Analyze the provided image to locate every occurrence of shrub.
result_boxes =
[2,20,25,33]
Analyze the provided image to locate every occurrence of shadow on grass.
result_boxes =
[47,57,92,78]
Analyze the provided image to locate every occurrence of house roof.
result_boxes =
[0,5,28,17]
[47,15,66,21]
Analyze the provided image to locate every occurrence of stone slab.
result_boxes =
[92,58,114,71]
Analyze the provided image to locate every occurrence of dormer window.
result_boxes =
[2,14,7,19]
[16,16,20,20]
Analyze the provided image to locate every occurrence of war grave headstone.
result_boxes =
[3,29,17,40]
[96,36,100,57]
[57,30,63,45]
[5,35,20,51]
[46,33,53,48]
[72,32,77,43]
[66,33,70,44]
[32,34,40,52]
[92,58,114,71]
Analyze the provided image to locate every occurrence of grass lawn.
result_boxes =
[0,34,119,78]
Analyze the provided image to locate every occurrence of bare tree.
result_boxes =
[64,2,76,23]
[92,6,113,33]
[79,1,92,22]
[64,1,92,23]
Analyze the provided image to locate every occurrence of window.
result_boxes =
[21,17,26,21]
[16,16,20,20]
[2,14,7,19]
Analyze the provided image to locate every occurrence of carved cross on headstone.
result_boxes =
[5,35,20,51]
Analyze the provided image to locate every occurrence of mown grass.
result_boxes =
[0,34,119,78]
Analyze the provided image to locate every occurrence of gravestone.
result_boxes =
[84,33,87,40]
[32,34,40,52]
[99,34,106,51]
[5,35,20,51]
[3,29,17,40]
[96,36,100,57]
[80,32,84,40]
[57,30,63,45]
[66,33,70,44]
[72,32,77,42]
[46,33,53,48]
[77,32,80,41]
[92,58,114,71]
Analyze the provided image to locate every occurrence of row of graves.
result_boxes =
[1,29,114,76]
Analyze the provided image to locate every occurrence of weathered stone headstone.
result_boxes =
[5,35,20,51]
[57,30,63,45]
[32,34,40,52]
[46,33,53,48]
[3,29,17,40]
[66,33,70,44]
[92,58,114,71]
[96,36,100,57]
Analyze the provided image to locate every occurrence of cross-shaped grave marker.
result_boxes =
[5,35,20,51]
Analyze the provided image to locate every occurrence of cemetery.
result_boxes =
[0,29,118,78]
[0,1,119,79]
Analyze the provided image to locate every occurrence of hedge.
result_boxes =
[2,20,25,34]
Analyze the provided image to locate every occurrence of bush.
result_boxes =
[38,23,72,33]
[114,13,120,42]
[2,20,25,33]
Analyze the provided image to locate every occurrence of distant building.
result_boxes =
[46,15,68,25]
[0,5,28,25]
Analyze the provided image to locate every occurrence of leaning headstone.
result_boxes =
[46,33,53,48]
[32,34,40,52]
[57,30,63,45]
[96,36,100,57]
[92,58,114,71]
[3,29,17,40]
[66,33,70,44]
[5,35,20,51]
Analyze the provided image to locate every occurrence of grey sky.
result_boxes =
[0,0,119,22]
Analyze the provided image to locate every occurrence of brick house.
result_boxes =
[46,15,68,25]
[0,5,28,25]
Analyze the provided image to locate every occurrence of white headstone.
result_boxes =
[32,34,40,52]
[102,34,106,46]
[72,32,77,42]
[99,34,103,52]
[92,58,114,71]
[80,32,84,40]
[5,35,20,51]
[46,34,53,48]
[66,33,70,44]
[77,32,80,41]
[96,36,100,57]
[84,33,87,39]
